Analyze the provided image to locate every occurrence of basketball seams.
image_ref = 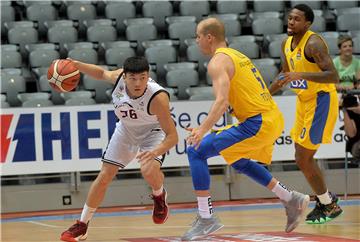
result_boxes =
[48,59,80,92]
[58,70,80,81]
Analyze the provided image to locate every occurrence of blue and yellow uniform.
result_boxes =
[187,47,284,190]
[284,30,338,150]
[201,48,284,165]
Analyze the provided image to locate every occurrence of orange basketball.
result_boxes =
[47,59,80,92]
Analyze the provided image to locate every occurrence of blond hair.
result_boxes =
[198,17,226,42]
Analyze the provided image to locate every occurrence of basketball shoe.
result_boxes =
[281,191,310,233]
[60,220,88,242]
[306,193,343,224]
[181,214,224,241]
[151,188,169,224]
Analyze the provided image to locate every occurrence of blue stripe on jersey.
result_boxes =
[310,91,330,145]
[213,114,262,152]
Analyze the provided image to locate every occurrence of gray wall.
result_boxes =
[2,166,359,213]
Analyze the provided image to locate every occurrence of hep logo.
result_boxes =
[0,114,36,163]
[0,114,13,163]
[290,79,308,89]
[0,111,118,164]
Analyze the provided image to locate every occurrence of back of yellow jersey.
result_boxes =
[284,30,336,101]
[215,48,277,122]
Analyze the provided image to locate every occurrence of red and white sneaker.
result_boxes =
[150,189,169,224]
[60,220,88,242]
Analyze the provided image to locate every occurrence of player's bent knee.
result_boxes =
[140,161,160,178]
[97,165,118,184]
[96,172,115,186]
[187,146,201,162]
[231,158,251,173]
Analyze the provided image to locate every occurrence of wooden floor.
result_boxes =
[2,199,359,242]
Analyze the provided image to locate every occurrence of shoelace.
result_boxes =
[323,202,337,213]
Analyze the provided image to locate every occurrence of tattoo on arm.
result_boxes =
[301,35,339,83]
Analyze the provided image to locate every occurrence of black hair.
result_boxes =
[123,56,149,74]
[293,4,314,24]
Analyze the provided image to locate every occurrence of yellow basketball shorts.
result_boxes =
[212,108,284,165]
[290,91,338,150]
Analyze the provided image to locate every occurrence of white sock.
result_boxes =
[80,204,96,223]
[197,196,213,218]
[317,190,332,205]
[152,185,164,196]
[272,181,292,202]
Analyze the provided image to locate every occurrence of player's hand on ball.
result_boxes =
[137,151,157,165]
[185,127,204,150]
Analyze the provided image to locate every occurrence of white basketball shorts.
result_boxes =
[101,123,166,168]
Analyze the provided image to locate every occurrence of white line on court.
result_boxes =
[26,221,360,229]
[27,221,60,228]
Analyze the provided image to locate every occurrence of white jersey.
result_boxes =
[111,74,168,144]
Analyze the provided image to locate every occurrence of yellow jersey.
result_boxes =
[284,30,336,101]
[215,48,278,122]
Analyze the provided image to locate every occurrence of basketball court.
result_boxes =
[2,198,359,241]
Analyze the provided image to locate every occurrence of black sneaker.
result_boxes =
[306,193,343,224]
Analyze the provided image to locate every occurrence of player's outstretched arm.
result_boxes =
[149,92,179,156]
[69,58,123,84]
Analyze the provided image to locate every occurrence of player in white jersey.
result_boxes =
[61,57,178,242]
